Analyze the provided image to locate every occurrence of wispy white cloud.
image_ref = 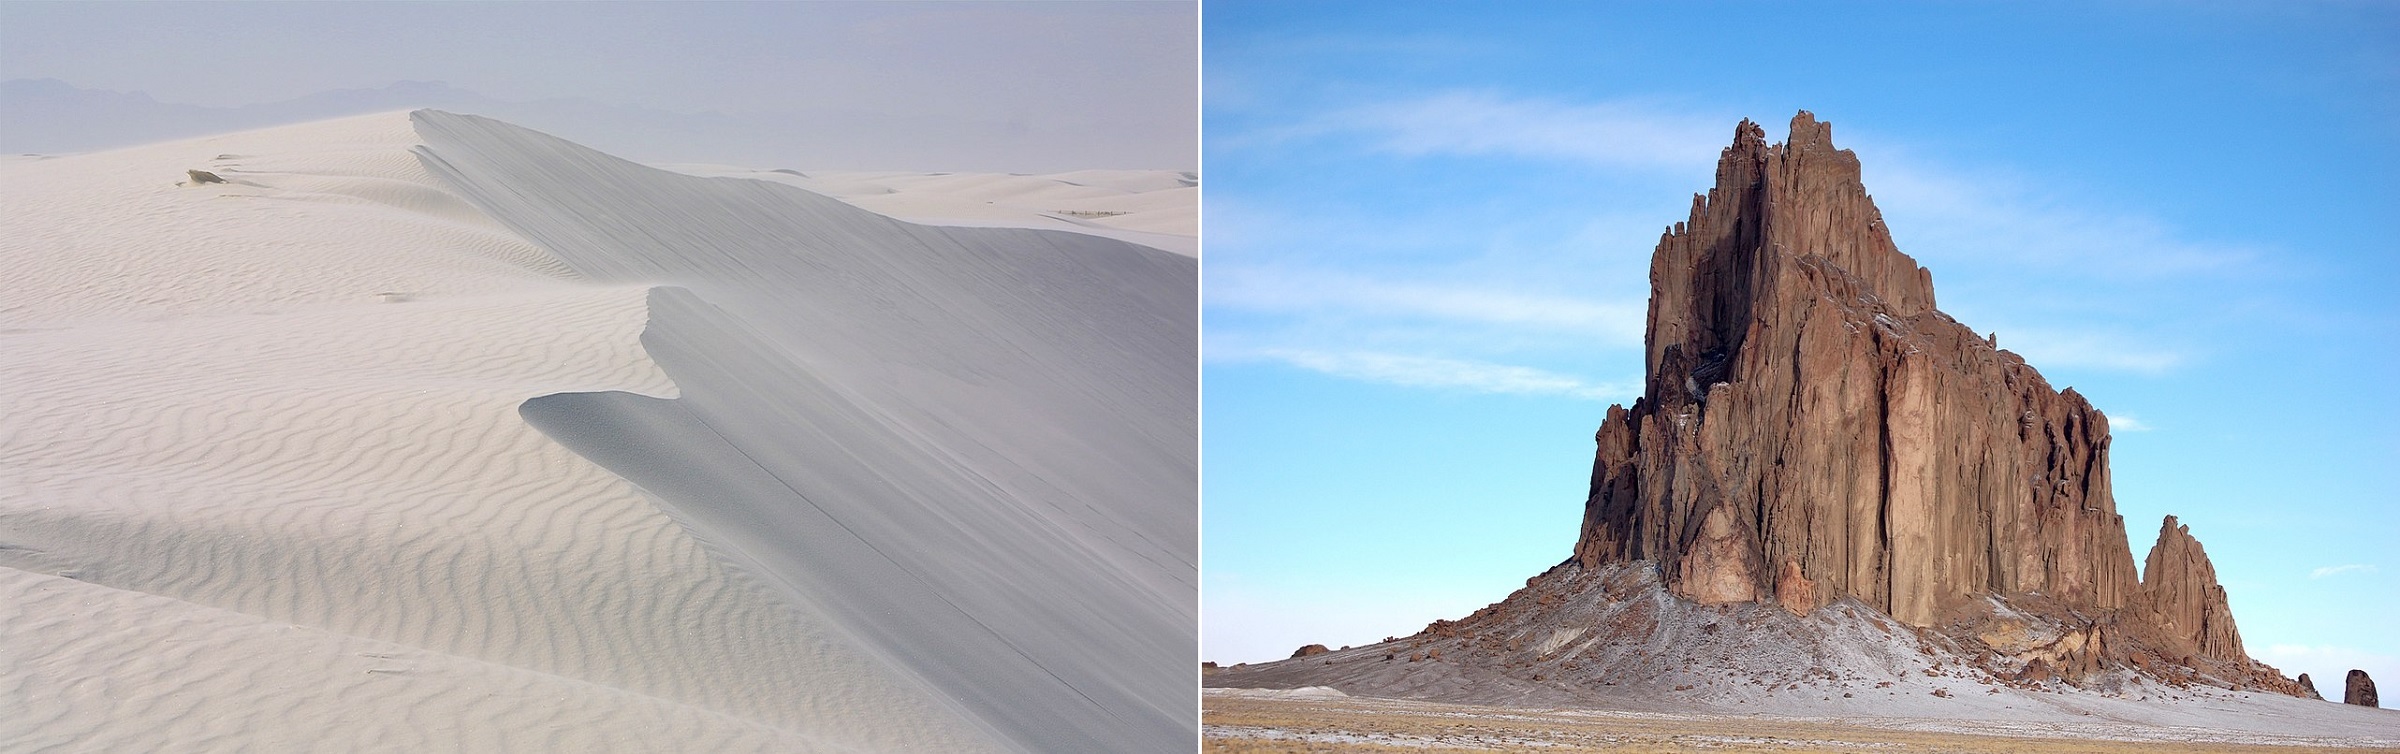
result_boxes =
[1256,349,1634,401]
[1985,326,2187,375]
[1257,90,1728,172]
[1871,160,2259,279]
[1208,266,1647,346]
[2107,413,2153,432]
[1217,92,2252,382]
[2311,563,2379,580]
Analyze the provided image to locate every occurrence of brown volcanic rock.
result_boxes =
[1217,111,2315,708]
[2348,669,2380,707]
[2130,516,2245,663]
[1575,112,2138,626]
[2299,673,2322,700]
[1291,644,1330,659]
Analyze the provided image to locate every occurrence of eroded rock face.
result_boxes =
[1575,112,2138,626]
[2130,516,2245,663]
[2299,673,2322,700]
[1221,111,2314,705]
[2348,669,2380,707]
[1218,111,2315,705]
[1291,644,1330,659]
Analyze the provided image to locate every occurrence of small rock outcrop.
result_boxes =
[1574,112,2137,626]
[1291,644,1330,659]
[2348,669,2380,707]
[2299,673,2322,700]
[185,169,225,185]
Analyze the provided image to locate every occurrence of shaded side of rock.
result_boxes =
[2348,669,2380,707]
[2299,673,2322,700]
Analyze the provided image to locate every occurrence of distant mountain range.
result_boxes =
[0,79,1182,172]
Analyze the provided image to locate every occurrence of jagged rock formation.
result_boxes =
[1564,112,2305,696]
[1575,111,2137,626]
[1210,112,2312,707]
[2300,673,2322,700]
[2348,669,2380,707]
[2129,516,2244,663]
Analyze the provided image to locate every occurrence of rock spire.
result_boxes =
[1209,111,2314,705]
[2130,516,2245,663]
[1575,111,2138,626]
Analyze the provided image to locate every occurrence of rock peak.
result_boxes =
[1786,109,1834,150]
[1568,112,2303,697]
[2132,515,2245,663]
[1731,117,1767,150]
[1580,112,2123,625]
[1219,110,2310,705]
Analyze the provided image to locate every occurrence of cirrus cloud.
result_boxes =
[1255,348,1634,401]
[2310,563,2378,580]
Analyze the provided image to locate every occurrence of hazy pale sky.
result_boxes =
[1202,0,2400,692]
[0,1,1195,170]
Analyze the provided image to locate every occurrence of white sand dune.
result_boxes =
[662,164,1198,256]
[1,110,1194,752]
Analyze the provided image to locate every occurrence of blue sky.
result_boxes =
[1200,0,2400,692]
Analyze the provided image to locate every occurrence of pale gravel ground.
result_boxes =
[1208,563,2398,745]
[1219,566,2400,749]
[1205,688,2400,752]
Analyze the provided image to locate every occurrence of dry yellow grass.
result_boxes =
[1204,692,2400,753]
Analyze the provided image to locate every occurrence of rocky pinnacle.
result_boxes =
[2131,516,2246,664]
[1215,111,2309,703]
[1575,111,2138,626]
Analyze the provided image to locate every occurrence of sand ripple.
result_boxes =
[0,111,1002,751]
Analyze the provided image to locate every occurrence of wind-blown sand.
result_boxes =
[1,111,1194,752]
[660,164,1198,256]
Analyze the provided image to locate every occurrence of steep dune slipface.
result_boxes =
[414,110,1197,752]
[0,110,1189,751]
